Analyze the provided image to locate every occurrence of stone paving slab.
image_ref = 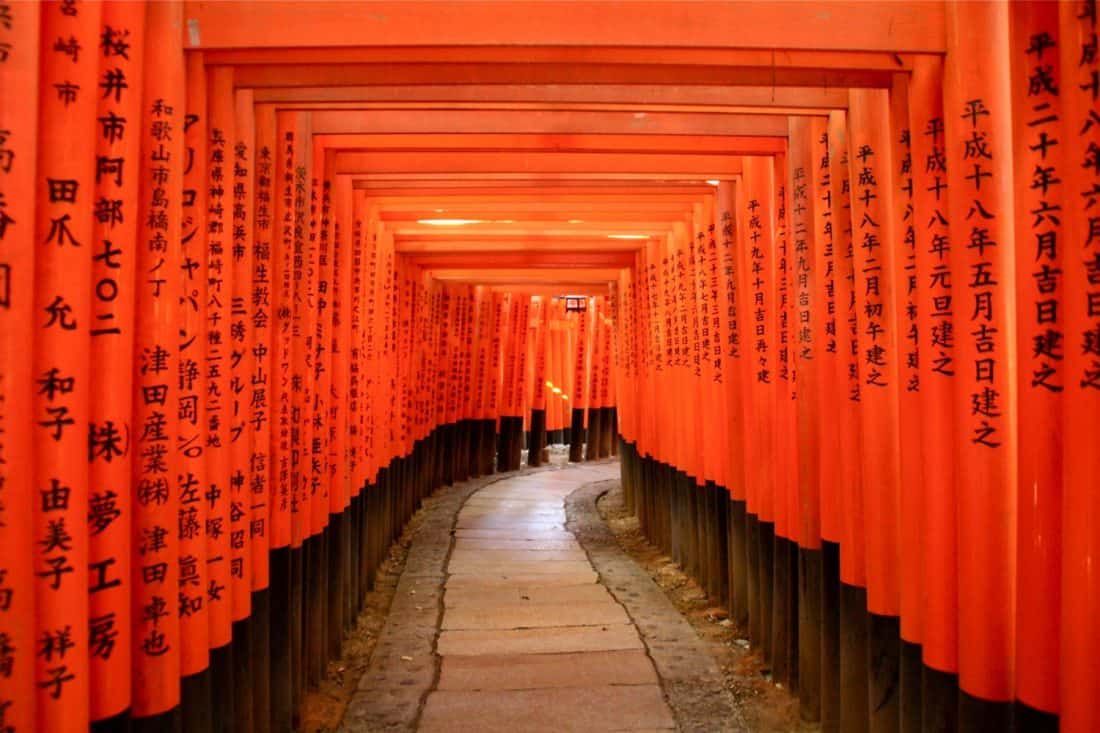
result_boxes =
[436,649,660,690]
[452,527,576,540]
[441,599,632,630]
[445,559,595,575]
[443,570,599,587]
[443,583,613,607]
[438,623,643,656]
[418,685,675,732]
[451,537,582,551]
[448,548,589,563]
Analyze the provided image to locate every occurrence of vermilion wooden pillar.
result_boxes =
[180,48,212,733]
[739,155,777,660]
[248,96,275,733]
[1057,3,1100,732]
[944,2,1017,727]
[268,108,303,733]
[715,180,748,626]
[789,115,823,723]
[0,5,38,733]
[848,87,903,733]
[809,115,842,733]
[133,1,185,726]
[907,54,960,733]
[569,294,589,462]
[828,107,869,733]
[1009,4,1062,731]
[230,85,256,733]
[771,150,797,692]
[205,64,237,732]
[33,1,102,729]
[88,3,143,729]
[889,70,925,733]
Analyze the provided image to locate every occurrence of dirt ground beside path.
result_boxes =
[596,482,817,733]
[300,515,421,733]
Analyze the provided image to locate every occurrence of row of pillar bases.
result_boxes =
[619,440,1061,733]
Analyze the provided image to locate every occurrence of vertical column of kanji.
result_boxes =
[714,181,747,623]
[670,226,689,486]
[178,50,210,731]
[694,197,725,576]
[1058,4,1100,732]
[468,286,486,473]
[346,190,364,494]
[131,1,183,724]
[204,65,235,728]
[887,73,924,733]
[310,145,332,539]
[771,151,798,691]
[0,4,37,733]
[686,209,710,489]
[906,55,957,731]
[1008,7,1062,730]
[248,99,274,733]
[943,3,1017,726]
[32,1,100,728]
[847,88,903,732]
[229,85,255,733]
[809,118,841,733]
[829,109,869,733]
[86,4,142,727]
[789,116,822,723]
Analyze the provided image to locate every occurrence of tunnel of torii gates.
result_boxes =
[2,1,1100,732]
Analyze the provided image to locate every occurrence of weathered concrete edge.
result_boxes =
[565,476,749,733]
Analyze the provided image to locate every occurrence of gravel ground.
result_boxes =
[594,480,818,733]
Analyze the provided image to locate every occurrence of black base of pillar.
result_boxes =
[132,708,181,733]
[821,541,841,733]
[799,547,823,723]
[900,639,922,733]
[958,689,1014,733]
[839,583,869,733]
[568,408,585,462]
[868,612,900,732]
[210,641,235,733]
[91,709,132,733]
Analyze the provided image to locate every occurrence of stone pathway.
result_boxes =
[421,464,675,732]
[342,460,739,732]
